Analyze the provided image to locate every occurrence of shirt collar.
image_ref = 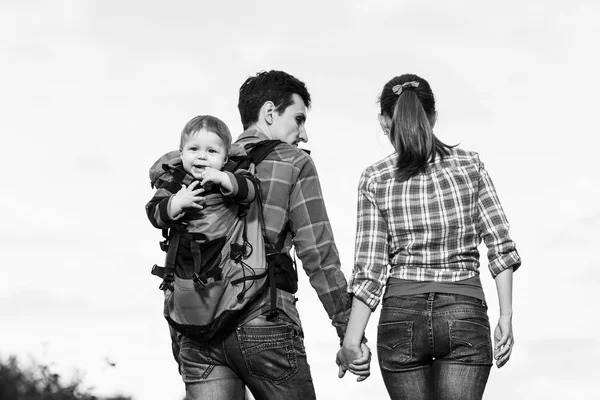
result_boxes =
[236,125,271,143]
[235,125,311,155]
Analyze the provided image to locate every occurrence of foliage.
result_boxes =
[0,355,131,400]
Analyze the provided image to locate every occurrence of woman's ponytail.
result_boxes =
[379,74,454,181]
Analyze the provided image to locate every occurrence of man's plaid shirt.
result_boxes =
[236,128,351,340]
[350,148,521,311]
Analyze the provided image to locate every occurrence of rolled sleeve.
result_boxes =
[477,163,521,277]
[350,170,389,311]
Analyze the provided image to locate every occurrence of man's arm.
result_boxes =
[288,154,351,340]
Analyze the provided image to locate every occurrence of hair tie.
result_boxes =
[392,81,420,96]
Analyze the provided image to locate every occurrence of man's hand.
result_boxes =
[169,180,205,218]
[336,343,371,382]
[494,315,514,368]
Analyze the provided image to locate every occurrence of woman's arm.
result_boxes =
[493,267,514,368]
[336,297,372,381]
[476,160,520,368]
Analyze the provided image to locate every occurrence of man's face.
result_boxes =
[269,94,308,146]
[180,129,227,180]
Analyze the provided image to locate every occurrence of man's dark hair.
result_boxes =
[238,70,311,129]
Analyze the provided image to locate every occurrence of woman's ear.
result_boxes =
[378,113,390,134]
[431,111,438,129]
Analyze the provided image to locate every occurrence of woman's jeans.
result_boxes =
[377,293,493,400]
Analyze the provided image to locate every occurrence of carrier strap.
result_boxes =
[245,140,285,165]
[243,140,291,317]
[267,222,291,316]
[231,270,268,285]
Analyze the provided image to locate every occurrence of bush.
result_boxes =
[0,355,131,400]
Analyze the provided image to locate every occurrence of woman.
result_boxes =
[337,74,521,399]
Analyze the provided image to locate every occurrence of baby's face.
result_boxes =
[180,129,227,180]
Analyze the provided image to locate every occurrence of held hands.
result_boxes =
[169,180,205,218]
[336,343,371,382]
[493,315,514,368]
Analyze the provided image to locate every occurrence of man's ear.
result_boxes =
[261,101,276,125]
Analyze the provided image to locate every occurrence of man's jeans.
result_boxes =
[377,292,493,400]
[171,312,316,400]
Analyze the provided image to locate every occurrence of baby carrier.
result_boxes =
[150,140,298,341]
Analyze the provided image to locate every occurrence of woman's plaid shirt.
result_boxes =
[350,148,521,311]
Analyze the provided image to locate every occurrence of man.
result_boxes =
[160,70,370,400]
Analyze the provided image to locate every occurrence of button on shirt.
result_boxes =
[350,148,521,311]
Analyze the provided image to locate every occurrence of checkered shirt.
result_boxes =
[350,147,521,311]
[236,128,351,340]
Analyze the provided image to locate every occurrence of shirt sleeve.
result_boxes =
[146,180,184,229]
[288,155,351,341]
[477,162,521,277]
[349,169,389,311]
[220,168,257,205]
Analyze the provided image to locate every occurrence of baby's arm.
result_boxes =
[146,181,182,229]
[201,168,257,205]
[200,168,233,192]
[146,180,204,228]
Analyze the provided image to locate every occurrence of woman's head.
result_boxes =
[379,74,453,181]
[380,74,436,127]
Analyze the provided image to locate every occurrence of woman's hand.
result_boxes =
[336,343,371,382]
[493,315,513,368]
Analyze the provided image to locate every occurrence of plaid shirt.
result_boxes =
[235,128,351,340]
[350,148,521,311]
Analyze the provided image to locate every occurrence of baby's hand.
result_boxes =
[170,181,204,217]
[199,167,227,188]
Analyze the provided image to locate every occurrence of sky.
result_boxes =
[2,0,599,399]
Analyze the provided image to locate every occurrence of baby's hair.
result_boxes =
[180,115,232,151]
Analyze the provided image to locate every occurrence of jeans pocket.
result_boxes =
[178,336,215,382]
[449,320,493,365]
[377,321,413,371]
[237,317,299,384]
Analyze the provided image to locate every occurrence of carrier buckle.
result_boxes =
[159,240,169,252]
[158,270,174,291]
[192,273,206,290]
